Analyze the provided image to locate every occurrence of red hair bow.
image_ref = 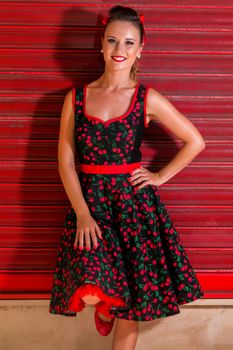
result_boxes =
[139,14,144,24]
[101,15,109,25]
[101,14,144,25]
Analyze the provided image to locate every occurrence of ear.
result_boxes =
[138,41,144,55]
[101,36,104,47]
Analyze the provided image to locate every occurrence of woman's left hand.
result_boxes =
[128,166,163,190]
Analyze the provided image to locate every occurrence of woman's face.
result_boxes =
[101,20,143,75]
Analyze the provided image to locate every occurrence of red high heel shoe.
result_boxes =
[94,301,115,336]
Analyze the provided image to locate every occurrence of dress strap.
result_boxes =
[136,83,151,129]
[72,87,84,115]
[73,84,150,127]
[72,87,76,114]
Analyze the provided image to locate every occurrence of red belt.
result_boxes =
[79,162,141,174]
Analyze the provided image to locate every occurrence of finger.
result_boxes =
[90,229,98,249]
[131,168,148,178]
[95,224,103,240]
[130,167,141,177]
[136,180,151,190]
[74,228,80,248]
[84,229,91,250]
[78,230,84,250]
[131,174,150,185]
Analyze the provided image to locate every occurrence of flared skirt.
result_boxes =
[48,172,204,321]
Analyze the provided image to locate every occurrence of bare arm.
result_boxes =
[146,88,206,184]
[58,89,90,216]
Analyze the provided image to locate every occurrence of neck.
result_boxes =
[97,70,136,90]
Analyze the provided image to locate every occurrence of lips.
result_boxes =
[111,56,126,62]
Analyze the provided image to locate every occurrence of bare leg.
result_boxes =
[81,295,100,305]
[81,295,113,321]
[112,317,139,350]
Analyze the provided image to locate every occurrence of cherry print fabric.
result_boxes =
[48,83,204,321]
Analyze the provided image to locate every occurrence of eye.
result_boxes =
[107,38,115,43]
[126,41,134,45]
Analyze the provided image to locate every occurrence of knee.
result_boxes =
[115,317,139,329]
[81,294,101,305]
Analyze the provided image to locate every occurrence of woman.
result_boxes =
[49,5,205,349]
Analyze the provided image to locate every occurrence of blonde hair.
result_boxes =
[130,60,139,82]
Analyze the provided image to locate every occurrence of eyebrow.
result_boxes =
[106,35,135,41]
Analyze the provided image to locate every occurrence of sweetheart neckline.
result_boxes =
[82,82,140,126]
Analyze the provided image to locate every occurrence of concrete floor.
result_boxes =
[0,299,233,350]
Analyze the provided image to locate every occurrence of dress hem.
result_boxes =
[49,307,181,321]
[67,282,127,318]
[49,291,204,321]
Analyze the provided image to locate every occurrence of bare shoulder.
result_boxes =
[61,88,76,116]
[85,80,101,88]
[145,86,206,145]
[58,88,77,165]
[146,87,176,124]
[65,88,74,105]
[146,86,188,125]
[57,88,76,134]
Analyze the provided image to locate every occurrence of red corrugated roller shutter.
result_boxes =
[0,1,233,299]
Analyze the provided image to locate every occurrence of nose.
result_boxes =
[114,42,125,54]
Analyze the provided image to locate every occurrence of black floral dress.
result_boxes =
[48,82,204,321]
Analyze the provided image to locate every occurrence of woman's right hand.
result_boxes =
[74,212,103,251]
